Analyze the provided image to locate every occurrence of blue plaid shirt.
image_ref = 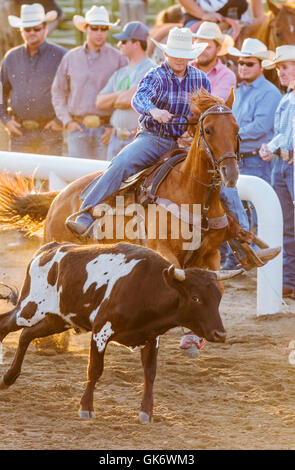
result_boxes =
[132,61,211,139]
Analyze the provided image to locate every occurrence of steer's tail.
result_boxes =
[0,173,59,237]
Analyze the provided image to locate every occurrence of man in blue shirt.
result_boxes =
[221,38,281,269]
[0,3,66,156]
[66,27,210,236]
[260,45,295,298]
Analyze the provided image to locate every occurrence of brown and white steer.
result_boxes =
[0,242,234,423]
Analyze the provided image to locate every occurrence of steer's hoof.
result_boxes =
[79,410,96,419]
[0,377,9,390]
[138,411,152,424]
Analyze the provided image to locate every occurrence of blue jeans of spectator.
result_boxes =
[272,158,295,289]
[107,132,135,162]
[77,131,178,226]
[67,124,108,160]
[239,154,273,231]
[10,127,63,156]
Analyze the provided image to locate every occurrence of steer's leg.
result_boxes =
[79,334,105,419]
[0,316,68,390]
[139,338,159,424]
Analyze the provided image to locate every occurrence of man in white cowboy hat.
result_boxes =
[0,3,66,156]
[51,5,128,160]
[259,45,295,298]
[220,37,281,269]
[96,21,155,161]
[66,27,210,236]
[192,21,236,101]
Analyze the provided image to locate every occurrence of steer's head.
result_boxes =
[163,265,241,343]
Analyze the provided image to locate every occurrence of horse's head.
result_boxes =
[268,0,295,47]
[190,88,240,188]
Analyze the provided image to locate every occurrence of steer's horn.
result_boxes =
[214,269,244,280]
[168,264,186,281]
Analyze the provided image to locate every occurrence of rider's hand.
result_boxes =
[259,143,273,162]
[5,119,23,136]
[150,108,173,124]
[66,121,83,133]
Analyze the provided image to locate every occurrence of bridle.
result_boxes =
[196,104,240,171]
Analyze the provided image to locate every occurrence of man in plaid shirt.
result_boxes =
[67,27,210,237]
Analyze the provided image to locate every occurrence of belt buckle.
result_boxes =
[281,149,290,161]
[116,128,132,140]
[22,120,39,130]
[83,115,100,128]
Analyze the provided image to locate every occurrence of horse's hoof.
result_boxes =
[0,377,9,390]
[138,411,151,424]
[79,410,96,419]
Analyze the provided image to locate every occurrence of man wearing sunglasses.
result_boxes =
[219,38,281,269]
[51,6,128,160]
[0,3,66,156]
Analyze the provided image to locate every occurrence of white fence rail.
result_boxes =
[0,150,283,316]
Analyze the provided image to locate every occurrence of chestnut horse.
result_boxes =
[237,0,295,50]
[0,89,241,273]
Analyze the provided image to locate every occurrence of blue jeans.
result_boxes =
[272,158,295,289]
[239,154,273,231]
[219,186,250,267]
[67,124,108,160]
[77,131,178,226]
[106,132,135,162]
[10,128,63,156]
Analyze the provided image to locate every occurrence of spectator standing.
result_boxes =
[260,46,295,298]
[191,21,236,101]
[119,0,147,27]
[228,38,281,184]
[96,21,155,161]
[51,6,128,160]
[0,3,66,156]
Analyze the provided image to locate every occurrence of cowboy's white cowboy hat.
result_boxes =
[192,21,234,56]
[151,27,208,60]
[228,38,274,61]
[262,45,295,69]
[8,3,57,28]
[73,6,118,32]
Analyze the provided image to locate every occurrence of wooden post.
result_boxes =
[75,0,84,46]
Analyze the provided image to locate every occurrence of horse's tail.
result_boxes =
[0,173,59,237]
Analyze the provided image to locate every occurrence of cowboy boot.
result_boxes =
[228,239,281,271]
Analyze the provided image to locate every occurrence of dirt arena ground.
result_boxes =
[0,231,294,450]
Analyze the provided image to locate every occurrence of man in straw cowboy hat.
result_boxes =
[96,21,155,162]
[259,45,295,298]
[66,27,211,236]
[219,38,282,270]
[191,21,236,101]
[0,3,66,156]
[51,5,128,160]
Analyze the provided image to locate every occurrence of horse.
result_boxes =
[0,89,243,276]
[237,0,295,50]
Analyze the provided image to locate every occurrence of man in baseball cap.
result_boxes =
[96,22,155,161]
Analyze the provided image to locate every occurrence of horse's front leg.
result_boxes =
[139,338,159,424]
[79,334,106,419]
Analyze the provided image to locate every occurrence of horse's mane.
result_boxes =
[190,88,224,115]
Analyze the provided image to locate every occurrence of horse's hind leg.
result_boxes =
[0,316,68,389]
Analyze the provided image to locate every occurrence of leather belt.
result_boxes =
[114,128,137,141]
[72,114,110,128]
[239,149,260,159]
[14,117,50,130]
[278,148,293,161]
